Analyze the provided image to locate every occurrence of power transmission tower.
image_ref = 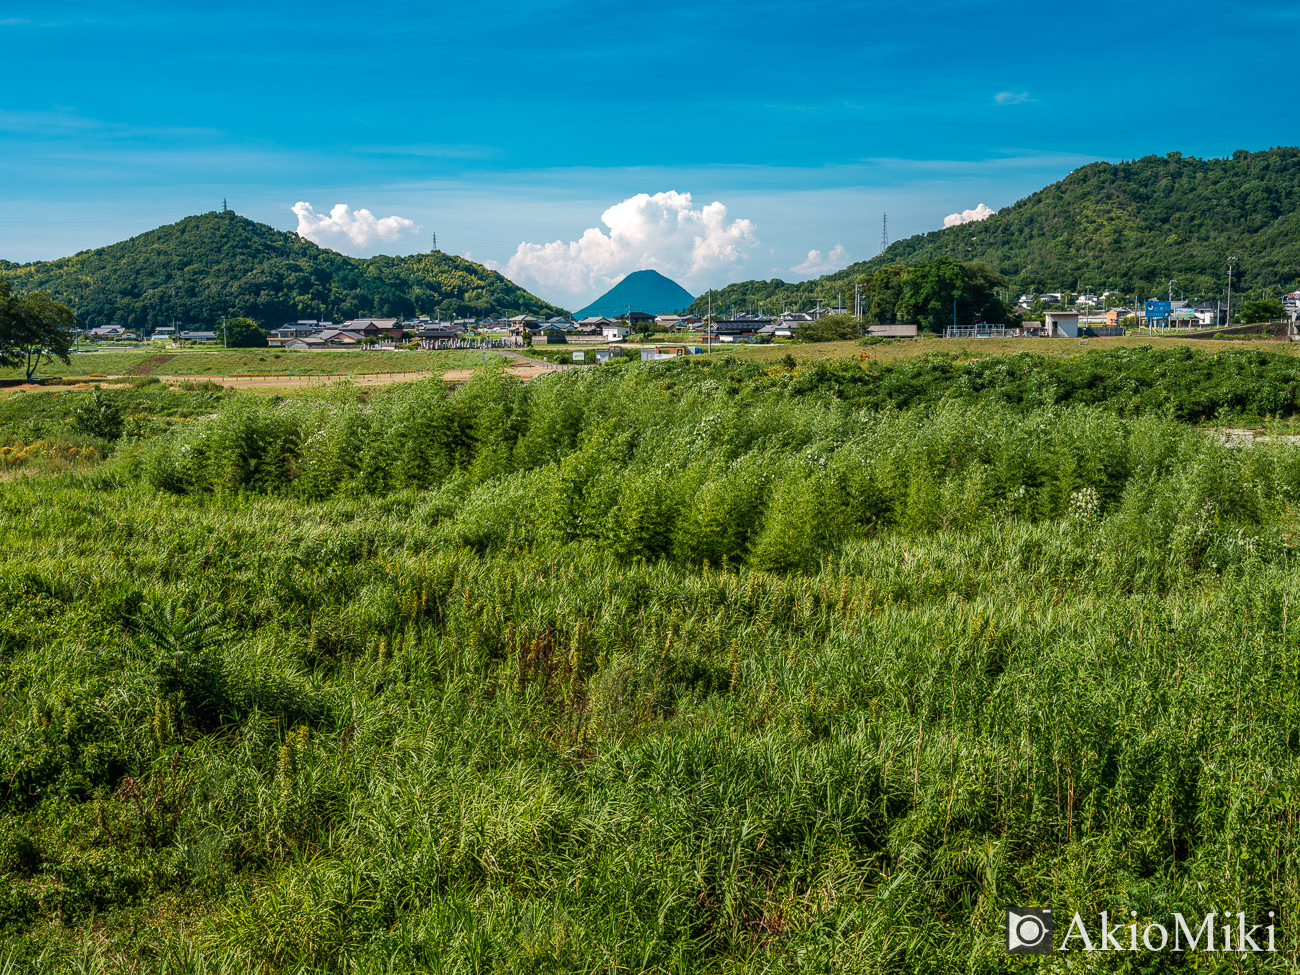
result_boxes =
[879,213,888,255]
[432,233,439,253]
[222,198,228,212]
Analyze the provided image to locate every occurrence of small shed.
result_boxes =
[1044,311,1080,337]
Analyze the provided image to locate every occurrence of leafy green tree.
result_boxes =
[1240,298,1284,323]
[895,259,1009,331]
[866,265,911,324]
[794,314,859,342]
[0,278,78,379]
[220,317,268,348]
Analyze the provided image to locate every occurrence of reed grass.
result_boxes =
[0,356,1297,971]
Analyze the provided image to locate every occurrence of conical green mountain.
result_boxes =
[687,147,1300,315]
[0,211,567,328]
[573,269,696,319]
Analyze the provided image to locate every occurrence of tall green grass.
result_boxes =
[1,356,1299,971]
[137,361,1300,584]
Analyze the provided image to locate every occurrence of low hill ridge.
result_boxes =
[0,211,567,328]
[687,147,1300,314]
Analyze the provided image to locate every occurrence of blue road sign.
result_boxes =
[1145,300,1171,318]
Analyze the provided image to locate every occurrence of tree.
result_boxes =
[1240,298,1283,324]
[794,314,858,342]
[895,259,1009,332]
[220,317,268,348]
[0,278,78,379]
[866,265,911,324]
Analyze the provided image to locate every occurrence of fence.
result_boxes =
[944,326,1015,339]
[421,337,524,350]
[498,350,587,372]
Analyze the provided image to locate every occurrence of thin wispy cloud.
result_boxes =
[994,91,1035,105]
[357,143,503,160]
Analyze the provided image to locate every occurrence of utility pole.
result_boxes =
[707,290,712,354]
[1227,257,1238,325]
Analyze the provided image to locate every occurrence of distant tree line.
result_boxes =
[697,258,1011,334]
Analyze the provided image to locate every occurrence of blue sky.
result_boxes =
[2,0,1297,307]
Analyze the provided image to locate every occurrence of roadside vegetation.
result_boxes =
[0,348,501,382]
[2,349,1299,971]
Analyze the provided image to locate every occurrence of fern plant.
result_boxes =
[129,602,233,732]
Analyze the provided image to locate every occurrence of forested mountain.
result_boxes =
[0,211,567,328]
[689,147,1300,315]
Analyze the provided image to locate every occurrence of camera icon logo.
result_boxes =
[1007,907,1053,954]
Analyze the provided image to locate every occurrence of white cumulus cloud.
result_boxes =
[487,191,757,300]
[791,244,849,276]
[293,202,417,251]
[943,203,996,228]
[994,91,1034,105]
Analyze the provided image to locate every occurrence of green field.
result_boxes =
[2,349,1300,971]
[0,348,501,381]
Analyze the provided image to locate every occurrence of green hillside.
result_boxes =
[690,146,1300,315]
[0,211,567,328]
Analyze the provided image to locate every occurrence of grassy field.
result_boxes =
[9,337,1299,383]
[1,352,1299,971]
[729,332,1300,366]
[0,348,500,381]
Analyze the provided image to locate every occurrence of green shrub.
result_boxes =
[69,389,124,440]
[0,827,43,877]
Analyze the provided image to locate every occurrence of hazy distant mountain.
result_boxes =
[0,211,567,328]
[687,147,1300,315]
[573,269,696,319]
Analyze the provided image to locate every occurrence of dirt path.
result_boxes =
[161,362,550,387]
[0,363,549,395]
[127,354,180,376]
